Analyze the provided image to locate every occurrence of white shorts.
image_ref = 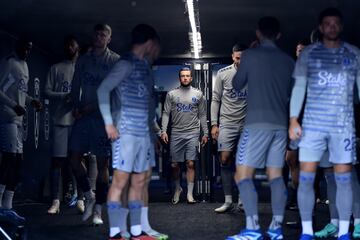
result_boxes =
[112,134,152,173]
[0,123,23,153]
[52,125,72,158]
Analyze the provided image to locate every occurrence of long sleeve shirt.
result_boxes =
[70,48,119,119]
[97,53,155,137]
[161,85,208,136]
[44,60,75,126]
[211,63,247,127]
[290,42,360,134]
[0,55,34,125]
[232,39,294,130]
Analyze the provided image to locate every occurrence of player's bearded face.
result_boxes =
[179,70,192,87]
[319,16,342,41]
[65,40,79,59]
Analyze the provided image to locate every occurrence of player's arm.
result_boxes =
[97,60,131,140]
[44,66,68,100]
[160,93,171,144]
[210,71,223,140]
[289,49,309,140]
[0,60,29,116]
[198,93,209,146]
[152,118,161,137]
[69,59,82,118]
[355,49,360,102]
[232,51,249,91]
[0,60,17,108]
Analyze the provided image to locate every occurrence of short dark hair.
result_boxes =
[257,16,280,39]
[94,24,112,35]
[318,7,343,24]
[131,24,159,45]
[232,43,248,52]
[16,36,32,49]
[178,67,192,78]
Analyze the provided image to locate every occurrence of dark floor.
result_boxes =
[6,199,332,240]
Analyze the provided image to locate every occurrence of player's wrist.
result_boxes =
[289,117,298,124]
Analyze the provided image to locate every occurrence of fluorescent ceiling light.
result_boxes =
[186,0,202,59]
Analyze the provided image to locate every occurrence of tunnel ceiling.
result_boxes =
[1,0,360,59]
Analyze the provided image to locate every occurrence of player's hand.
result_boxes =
[13,105,26,116]
[201,136,208,147]
[161,132,169,144]
[72,108,82,119]
[289,118,302,141]
[211,125,219,140]
[105,124,119,141]
[31,99,43,111]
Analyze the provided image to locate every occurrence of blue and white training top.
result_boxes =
[290,42,360,134]
[97,53,154,137]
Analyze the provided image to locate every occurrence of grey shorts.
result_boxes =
[170,133,199,162]
[52,125,72,158]
[112,134,152,173]
[69,116,110,157]
[236,128,287,169]
[0,123,23,153]
[218,125,242,152]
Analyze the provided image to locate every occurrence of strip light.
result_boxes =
[186,0,202,59]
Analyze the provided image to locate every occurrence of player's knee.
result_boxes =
[111,179,126,192]
[131,176,146,191]
[186,160,195,169]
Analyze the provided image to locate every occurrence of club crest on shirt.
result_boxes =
[342,57,351,66]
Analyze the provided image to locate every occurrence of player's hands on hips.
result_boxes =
[201,136,208,147]
[105,124,119,141]
[31,99,43,111]
[289,118,302,141]
[13,105,26,116]
[211,125,219,140]
[161,132,169,144]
